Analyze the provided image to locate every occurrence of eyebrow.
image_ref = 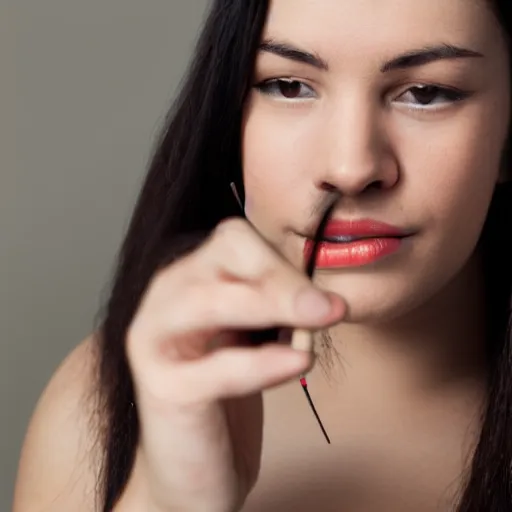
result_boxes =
[258,39,484,73]
[259,40,329,70]
[381,43,484,72]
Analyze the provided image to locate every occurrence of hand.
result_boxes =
[126,218,345,512]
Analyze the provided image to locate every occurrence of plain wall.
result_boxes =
[2,2,209,508]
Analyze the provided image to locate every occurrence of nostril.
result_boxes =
[319,182,338,193]
[367,179,384,191]
[319,179,383,194]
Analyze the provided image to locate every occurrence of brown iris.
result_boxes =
[278,79,303,99]
[410,85,440,105]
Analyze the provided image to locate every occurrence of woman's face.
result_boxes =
[242,0,510,323]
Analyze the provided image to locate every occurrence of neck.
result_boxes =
[315,252,489,396]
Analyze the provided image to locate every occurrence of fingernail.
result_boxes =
[295,288,332,320]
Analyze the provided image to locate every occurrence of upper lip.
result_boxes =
[305,218,412,241]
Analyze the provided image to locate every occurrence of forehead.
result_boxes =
[264,0,502,59]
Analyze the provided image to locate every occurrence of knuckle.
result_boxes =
[154,250,189,284]
[211,219,279,280]
[127,265,196,342]
[212,216,250,240]
[217,360,254,396]
[225,353,261,393]
[179,279,211,318]
[147,265,169,294]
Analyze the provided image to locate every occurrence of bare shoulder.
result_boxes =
[13,336,102,512]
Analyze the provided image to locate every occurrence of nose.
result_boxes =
[316,100,399,196]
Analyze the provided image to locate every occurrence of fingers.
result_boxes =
[131,277,343,369]
[290,328,314,352]
[165,218,344,329]
[151,344,313,405]
[127,217,345,396]
[125,217,346,510]
[180,280,342,331]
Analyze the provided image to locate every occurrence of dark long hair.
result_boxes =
[95,1,512,510]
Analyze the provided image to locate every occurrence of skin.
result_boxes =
[243,0,510,402]
[244,0,509,324]
[12,1,511,511]
[241,0,509,509]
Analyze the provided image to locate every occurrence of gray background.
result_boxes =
[2,2,209,508]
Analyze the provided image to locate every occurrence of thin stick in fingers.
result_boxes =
[291,191,341,352]
[291,191,340,444]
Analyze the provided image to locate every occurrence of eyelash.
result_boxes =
[254,79,316,101]
[254,78,471,110]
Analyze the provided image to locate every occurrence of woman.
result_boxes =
[13,0,512,510]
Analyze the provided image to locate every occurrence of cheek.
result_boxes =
[241,100,321,224]
[241,113,284,229]
[399,106,504,233]
[396,103,507,288]
[243,106,315,184]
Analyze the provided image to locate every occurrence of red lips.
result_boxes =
[304,219,409,268]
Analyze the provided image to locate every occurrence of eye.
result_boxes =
[395,85,469,109]
[254,78,317,100]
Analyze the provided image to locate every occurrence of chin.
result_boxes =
[342,297,424,325]
[316,269,451,326]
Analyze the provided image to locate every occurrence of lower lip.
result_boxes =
[304,237,403,268]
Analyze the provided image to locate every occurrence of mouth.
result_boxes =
[320,218,409,239]
[321,234,405,243]
[303,218,413,269]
